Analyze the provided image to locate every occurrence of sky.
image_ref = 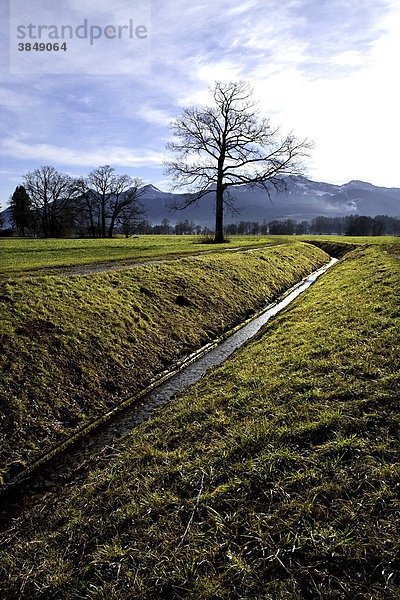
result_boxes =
[1,0,400,208]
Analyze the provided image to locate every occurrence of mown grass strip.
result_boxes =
[0,235,288,276]
[0,242,328,481]
[0,243,398,599]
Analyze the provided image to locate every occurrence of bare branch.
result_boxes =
[164,80,313,242]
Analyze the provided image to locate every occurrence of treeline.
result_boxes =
[225,215,400,236]
[116,215,400,237]
[127,219,213,236]
[4,165,144,238]
[308,215,400,236]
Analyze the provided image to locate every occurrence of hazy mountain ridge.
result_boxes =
[139,176,400,225]
[1,176,400,229]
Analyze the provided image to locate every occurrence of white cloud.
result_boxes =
[331,50,367,67]
[0,138,164,169]
[248,3,400,186]
[197,62,243,86]
[226,1,257,16]
[136,104,174,126]
[0,87,38,113]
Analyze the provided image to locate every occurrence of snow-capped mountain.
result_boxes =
[139,176,400,225]
[2,176,400,230]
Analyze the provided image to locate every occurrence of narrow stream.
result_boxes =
[102,257,338,439]
[0,257,337,521]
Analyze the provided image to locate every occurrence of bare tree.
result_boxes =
[23,166,76,237]
[108,174,144,238]
[71,177,102,237]
[87,166,144,238]
[87,165,115,238]
[165,81,313,242]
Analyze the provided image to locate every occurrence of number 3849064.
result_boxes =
[18,42,67,51]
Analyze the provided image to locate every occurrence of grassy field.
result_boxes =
[0,242,328,482]
[1,234,397,276]
[0,241,398,598]
[296,235,400,246]
[0,235,289,276]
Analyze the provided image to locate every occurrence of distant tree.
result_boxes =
[250,221,260,235]
[312,216,334,235]
[224,223,238,235]
[332,217,345,235]
[9,186,32,236]
[86,166,144,238]
[153,218,174,235]
[202,226,214,235]
[295,220,310,235]
[383,216,400,235]
[307,214,399,236]
[165,80,312,243]
[344,215,373,236]
[392,217,400,235]
[260,219,268,235]
[267,220,280,235]
[268,219,296,235]
[357,216,373,236]
[131,219,153,235]
[225,221,262,235]
[372,215,386,236]
[236,221,246,235]
[236,221,250,235]
[23,166,76,237]
[72,178,102,237]
[115,205,142,237]
[119,213,137,238]
[309,216,343,235]
[87,165,115,238]
[161,218,173,234]
[108,175,144,238]
[175,219,195,235]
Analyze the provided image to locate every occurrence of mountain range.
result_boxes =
[2,176,400,229]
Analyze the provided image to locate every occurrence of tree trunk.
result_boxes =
[101,198,106,238]
[108,215,116,238]
[214,165,225,243]
[89,212,95,238]
[214,188,224,242]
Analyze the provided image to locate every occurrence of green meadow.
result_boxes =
[0,237,399,599]
[0,242,328,481]
[0,235,288,276]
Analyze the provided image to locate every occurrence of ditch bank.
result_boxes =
[0,242,329,483]
[302,238,357,258]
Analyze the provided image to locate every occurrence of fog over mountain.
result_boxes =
[138,176,400,226]
[2,176,400,229]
